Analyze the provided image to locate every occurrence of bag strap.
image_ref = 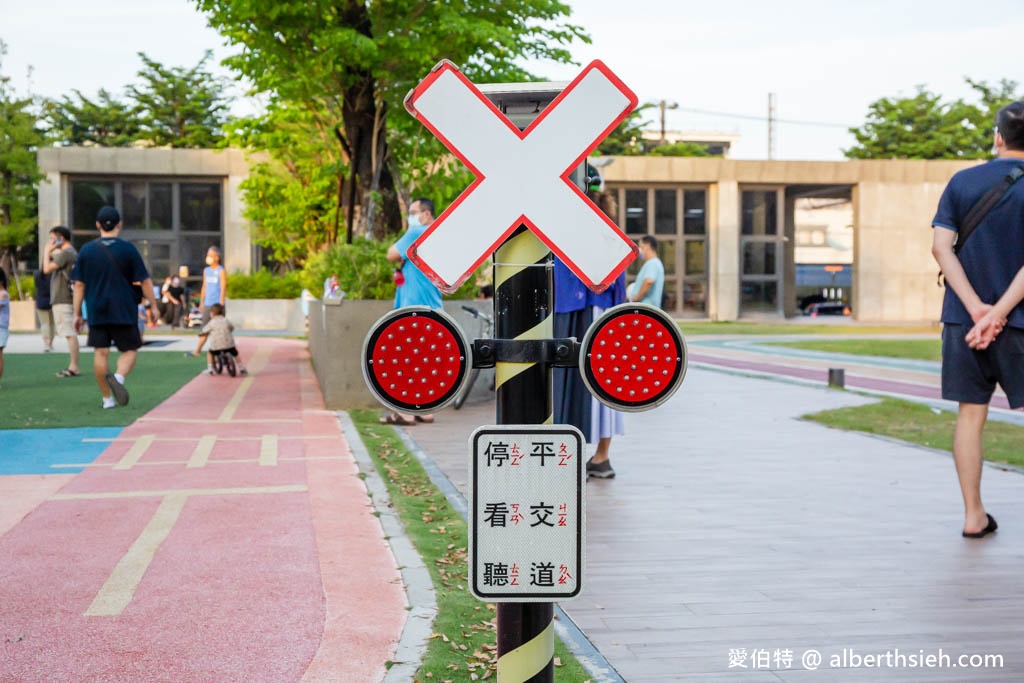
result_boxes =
[97,239,138,293]
[955,165,1024,254]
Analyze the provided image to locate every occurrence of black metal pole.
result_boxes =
[493,224,554,682]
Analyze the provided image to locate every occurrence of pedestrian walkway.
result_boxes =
[406,364,1024,681]
[0,338,406,681]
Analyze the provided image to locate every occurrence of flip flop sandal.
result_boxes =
[56,368,81,378]
[414,415,435,424]
[379,413,415,426]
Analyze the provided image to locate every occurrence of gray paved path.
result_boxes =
[406,367,1024,681]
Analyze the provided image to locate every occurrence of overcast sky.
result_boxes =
[2,0,1021,160]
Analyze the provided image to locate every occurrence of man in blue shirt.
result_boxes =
[388,198,443,310]
[382,198,443,425]
[628,235,664,308]
[72,206,159,409]
[931,100,1024,538]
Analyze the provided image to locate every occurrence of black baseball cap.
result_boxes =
[96,206,121,230]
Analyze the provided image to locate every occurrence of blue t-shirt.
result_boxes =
[71,237,150,326]
[634,257,665,308]
[932,158,1024,329]
[203,265,225,306]
[394,224,442,309]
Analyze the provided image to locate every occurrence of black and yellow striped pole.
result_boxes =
[493,224,555,682]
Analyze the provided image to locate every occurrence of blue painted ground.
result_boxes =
[0,428,122,475]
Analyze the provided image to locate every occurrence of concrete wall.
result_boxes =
[603,156,977,322]
[227,299,306,332]
[309,299,495,410]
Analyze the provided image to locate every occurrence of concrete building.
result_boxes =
[37,147,976,322]
[37,147,253,288]
[601,156,975,321]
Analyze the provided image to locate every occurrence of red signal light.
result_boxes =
[362,307,472,413]
[579,303,687,411]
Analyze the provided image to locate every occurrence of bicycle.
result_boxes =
[453,304,495,409]
[212,349,238,377]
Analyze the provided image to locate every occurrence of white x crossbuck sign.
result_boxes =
[404,60,639,293]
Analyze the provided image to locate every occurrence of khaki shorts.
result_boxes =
[52,304,75,338]
[37,308,55,339]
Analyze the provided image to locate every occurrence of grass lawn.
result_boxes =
[677,321,940,336]
[350,410,591,682]
[0,352,199,429]
[805,398,1024,470]
[765,338,942,361]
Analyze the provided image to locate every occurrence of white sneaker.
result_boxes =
[202,367,215,375]
[102,396,117,409]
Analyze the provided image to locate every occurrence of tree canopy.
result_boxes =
[195,0,588,260]
[0,41,44,283]
[845,79,1021,159]
[44,51,231,148]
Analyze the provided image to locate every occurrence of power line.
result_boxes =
[673,106,853,129]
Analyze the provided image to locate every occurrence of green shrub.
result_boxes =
[227,269,305,299]
[10,274,36,301]
[301,239,395,300]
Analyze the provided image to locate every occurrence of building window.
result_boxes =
[740,188,783,316]
[68,177,223,284]
[616,185,709,317]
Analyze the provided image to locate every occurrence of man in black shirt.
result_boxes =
[71,207,158,409]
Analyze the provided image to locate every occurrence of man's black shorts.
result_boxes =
[88,324,143,352]
[942,324,1024,409]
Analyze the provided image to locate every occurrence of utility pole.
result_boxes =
[767,92,776,160]
[659,100,678,144]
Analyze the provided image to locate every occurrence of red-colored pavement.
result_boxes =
[0,339,406,682]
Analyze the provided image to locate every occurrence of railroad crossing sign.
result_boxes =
[403,59,639,294]
[362,307,472,414]
[470,425,584,602]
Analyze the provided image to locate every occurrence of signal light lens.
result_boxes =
[579,303,687,411]
[362,307,471,413]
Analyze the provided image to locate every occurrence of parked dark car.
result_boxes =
[803,301,851,317]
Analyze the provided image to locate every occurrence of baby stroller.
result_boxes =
[187,299,203,329]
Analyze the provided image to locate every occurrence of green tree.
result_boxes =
[845,79,1021,159]
[44,88,141,146]
[128,50,232,148]
[0,41,44,289]
[195,0,588,249]
[595,107,650,156]
[226,101,343,267]
[647,141,715,157]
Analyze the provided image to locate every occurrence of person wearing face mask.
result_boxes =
[199,246,226,328]
[381,198,443,426]
[163,274,185,328]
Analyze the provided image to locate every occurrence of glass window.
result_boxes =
[149,183,173,231]
[624,189,647,234]
[743,242,777,276]
[71,180,115,234]
[741,190,778,236]
[122,182,147,230]
[654,189,676,235]
[741,282,778,313]
[180,183,222,232]
[656,239,676,276]
[683,190,706,235]
[179,235,220,281]
[683,280,707,314]
[685,240,706,276]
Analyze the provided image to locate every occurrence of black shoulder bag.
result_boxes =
[938,165,1024,286]
[97,239,145,304]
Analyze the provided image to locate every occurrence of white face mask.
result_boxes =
[408,213,421,228]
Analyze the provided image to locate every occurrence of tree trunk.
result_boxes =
[337,3,402,242]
